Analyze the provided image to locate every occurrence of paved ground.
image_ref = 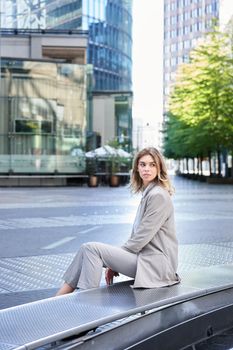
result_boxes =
[0,176,232,309]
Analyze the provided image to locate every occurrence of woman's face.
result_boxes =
[137,154,158,187]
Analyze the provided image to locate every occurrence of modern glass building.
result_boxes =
[46,0,133,150]
[163,0,221,115]
[0,0,133,177]
[0,57,87,174]
[1,0,133,92]
[46,0,133,91]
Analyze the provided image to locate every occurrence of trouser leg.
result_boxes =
[63,244,85,289]
[63,242,137,290]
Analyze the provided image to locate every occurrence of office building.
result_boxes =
[0,30,89,179]
[1,0,133,151]
[0,1,133,180]
[163,0,232,115]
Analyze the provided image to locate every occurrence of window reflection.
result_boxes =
[0,59,87,174]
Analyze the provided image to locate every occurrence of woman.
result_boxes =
[56,147,180,296]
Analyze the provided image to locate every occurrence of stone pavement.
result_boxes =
[0,176,233,309]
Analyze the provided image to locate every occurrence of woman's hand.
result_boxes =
[105,268,119,285]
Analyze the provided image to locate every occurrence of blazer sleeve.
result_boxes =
[122,192,170,253]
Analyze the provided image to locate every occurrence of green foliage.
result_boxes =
[109,155,120,174]
[86,157,97,175]
[165,24,233,160]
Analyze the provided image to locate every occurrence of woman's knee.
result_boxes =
[81,242,99,253]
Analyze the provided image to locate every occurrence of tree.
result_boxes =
[167,25,233,177]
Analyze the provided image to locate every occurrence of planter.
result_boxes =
[109,175,120,187]
[87,175,98,187]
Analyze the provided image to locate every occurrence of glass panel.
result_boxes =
[99,0,105,21]
[0,58,88,174]
[115,94,132,152]
[82,0,88,16]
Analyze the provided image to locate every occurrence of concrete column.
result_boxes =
[30,36,42,59]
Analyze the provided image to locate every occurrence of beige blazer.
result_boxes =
[122,182,180,288]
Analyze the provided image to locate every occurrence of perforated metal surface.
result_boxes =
[0,282,199,348]
[178,244,233,272]
[0,254,130,294]
[1,265,233,349]
[181,264,233,292]
[2,242,233,295]
[0,255,73,293]
[0,344,17,350]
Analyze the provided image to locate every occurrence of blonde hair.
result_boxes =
[130,147,174,195]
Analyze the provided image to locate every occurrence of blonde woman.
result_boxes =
[56,147,180,296]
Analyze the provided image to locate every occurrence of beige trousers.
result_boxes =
[63,242,137,290]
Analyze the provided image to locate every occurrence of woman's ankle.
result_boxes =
[56,283,75,296]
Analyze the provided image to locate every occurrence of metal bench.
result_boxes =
[1,264,233,350]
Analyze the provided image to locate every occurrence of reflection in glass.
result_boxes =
[0,59,87,174]
[1,0,132,92]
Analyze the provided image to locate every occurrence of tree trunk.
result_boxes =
[186,158,189,174]
[217,148,221,176]
[192,158,195,174]
[230,151,233,178]
[208,151,212,176]
[200,156,203,176]
[177,159,181,173]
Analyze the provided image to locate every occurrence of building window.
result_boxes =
[171,15,177,25]
[171,57,177,66]
[171,30,177,38]
[171,2,177,11]
[164,59,170,67]
[178,41,183,50]
[165,86,170,95]
[184,40,190,49]
[183,25,190,35]
[197,22,204,31]
[165,73,170,81]
[192,8,198,18]
[184,12,190,21]
[164,45,170,53]
[205,4,212,14]
[177,27,183,36]
[183,0,190,6]
[177,14,183,23]
[183,54,189,63]
[192,22,198,32]
[197,7,202,16]
[164,17,170,27]
[171,43,177,52]
[164,31,170,40]
[164,3,170,12]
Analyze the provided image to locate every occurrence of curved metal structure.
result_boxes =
[1,264,233,349]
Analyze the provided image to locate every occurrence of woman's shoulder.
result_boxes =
[150,184,170,197]
[148,185,173,212]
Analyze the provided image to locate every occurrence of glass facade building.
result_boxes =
[0,58,87,174]
[0,0,133,176]
[1,0,133,92]
[163,0,220,114]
